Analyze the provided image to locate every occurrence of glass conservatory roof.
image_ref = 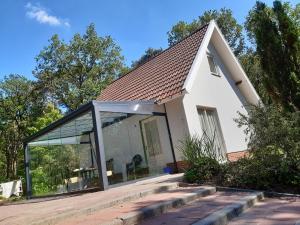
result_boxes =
[28,111,93,146]
[25,100,165,146]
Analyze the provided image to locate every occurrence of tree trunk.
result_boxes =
[5,152,10,179]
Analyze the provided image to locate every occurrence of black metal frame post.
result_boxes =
[24,144,32,199]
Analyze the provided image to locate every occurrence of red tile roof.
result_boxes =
[98,24,208,103]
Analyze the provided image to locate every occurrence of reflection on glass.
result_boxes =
[100,112,174,185]
[28,111,100,196]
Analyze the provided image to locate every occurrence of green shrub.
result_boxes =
[180,134,225,165]
[180,104,300,193]
[183,157,221,183]
[217,146,300,193]
[184,167,198,183]
[180,135,223,184]
[235,104,300,166]
[232,104,300,192]
[218,151,300,193]
[218,156,275,189]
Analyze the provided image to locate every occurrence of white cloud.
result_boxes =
[64,21,70,27]
[25,2,70,27]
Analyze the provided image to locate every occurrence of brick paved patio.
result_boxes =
[1,174,299,225]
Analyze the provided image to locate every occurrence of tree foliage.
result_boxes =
[131,48,163,68]
[27,104,62,135]
[34,23,125,111]
[238,49,271,104]
[236,104,300,161]
[30,145,80,195]
[245,1,300,111]
[0,76,63,182]
[167,8,245,56]
[0,75,44,180]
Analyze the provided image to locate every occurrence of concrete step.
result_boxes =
[141,190,263,225]
[228,195,300,225]
[54,186,217,225]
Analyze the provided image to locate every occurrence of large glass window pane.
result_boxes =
[100,112,174,185]
[28,111,101,197]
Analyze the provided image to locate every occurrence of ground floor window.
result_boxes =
[198,107,226,159]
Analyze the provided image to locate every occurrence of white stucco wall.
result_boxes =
[181,42,249,153]
[164,97,189,160]
[102,115,174,177]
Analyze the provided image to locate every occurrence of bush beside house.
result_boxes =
[181,105,300,194]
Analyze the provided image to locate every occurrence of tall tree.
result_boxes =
[131,48,163,68]
[239,48,272,104]
[245,1,300,111]
[34,23,125,111]
[0,75,44,180]
[167,8,245,56]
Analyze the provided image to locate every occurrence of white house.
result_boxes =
[24,20,260,197]
[98,20,260,166]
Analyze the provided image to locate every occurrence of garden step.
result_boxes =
[141,191,263,225]
[228,195,300,225]
[54,186,216,225]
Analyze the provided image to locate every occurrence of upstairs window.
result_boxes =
[207,54,219,75]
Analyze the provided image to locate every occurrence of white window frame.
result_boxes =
[142,118,163,157]
[197,107,227,160]
[206,53,219,76]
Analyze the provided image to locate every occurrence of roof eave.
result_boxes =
[183,20,216,92]
[155,91,185,105]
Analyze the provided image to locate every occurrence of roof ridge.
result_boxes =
[107,22,210,87]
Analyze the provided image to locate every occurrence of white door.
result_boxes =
[142,118,165,174]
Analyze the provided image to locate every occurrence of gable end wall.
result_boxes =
[181,42,249,154]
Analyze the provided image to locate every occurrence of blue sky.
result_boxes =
[0,0,298,80]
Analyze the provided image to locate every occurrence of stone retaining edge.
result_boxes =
[216,186,300,198]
